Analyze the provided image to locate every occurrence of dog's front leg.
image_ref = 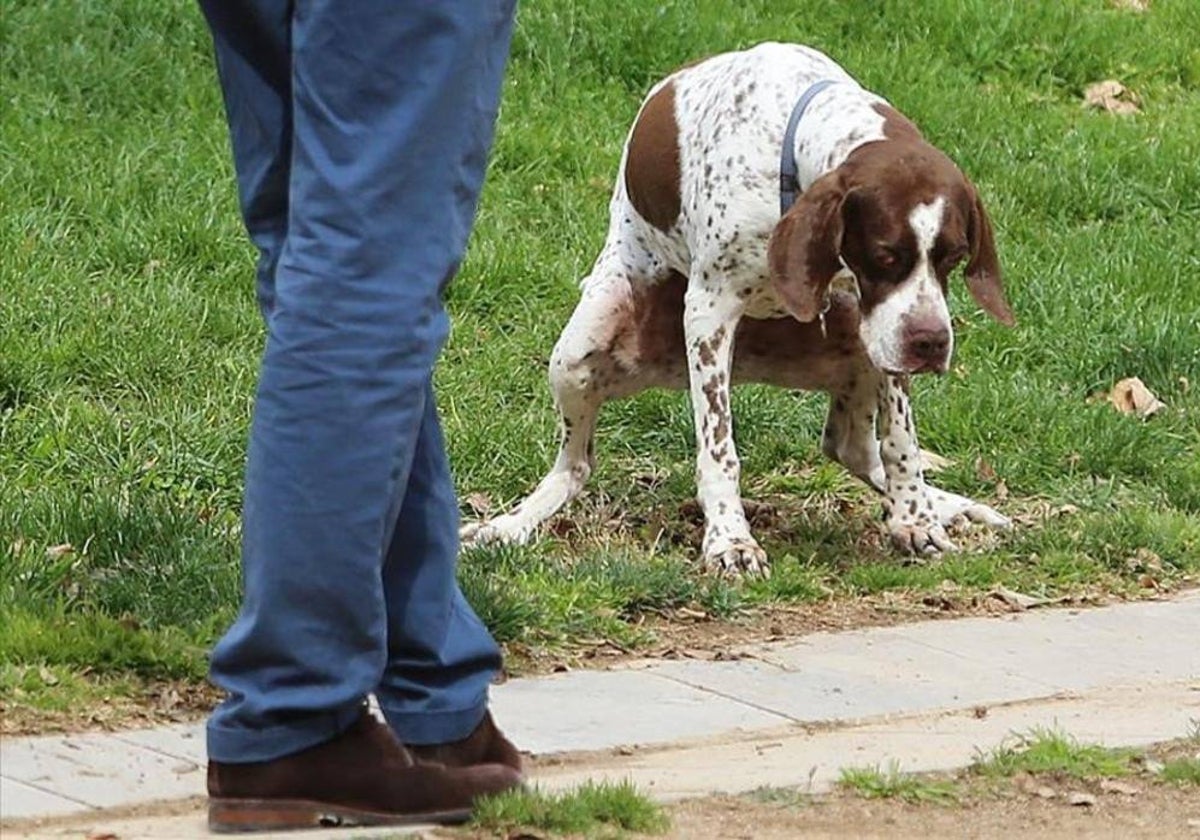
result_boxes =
[876,375,960,556]
[684,281,769,578]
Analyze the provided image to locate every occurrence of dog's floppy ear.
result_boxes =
[768,172,847,322]
[964,182,1015,326]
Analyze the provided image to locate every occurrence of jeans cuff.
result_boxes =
[376,690,489,746]
[206,700,366,764]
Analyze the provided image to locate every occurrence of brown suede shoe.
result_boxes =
[408,711,523,773]
[207,708,521,833]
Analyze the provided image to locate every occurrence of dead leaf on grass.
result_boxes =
[1084,80,1141,115]
[1107,376,1166,418]
[45,543,74,560]
[988,586,1048,611]
[1125,548,1164,573]
[975,457,997,482]
[1109,0,1150,11]
[463,492,493,516]
[919,449,955,473]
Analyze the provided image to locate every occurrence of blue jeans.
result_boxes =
[199,0,516,764]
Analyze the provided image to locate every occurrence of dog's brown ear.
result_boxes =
[964,183,1015,326]
[768,172,846,322]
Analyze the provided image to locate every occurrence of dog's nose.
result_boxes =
[909,327,950,360]
[903,313,951,370]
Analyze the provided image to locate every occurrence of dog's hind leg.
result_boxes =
[822,367,887,493]
[461,273,635,547]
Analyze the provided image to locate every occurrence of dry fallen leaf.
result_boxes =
[920,449,955,473]
[975,457,997,482]
[1084,80,1141,115]
[1125,547,1163,572]
[45,543,74,560]
[1108,376,1166,418]
[1067,791,1097,807]
[989,586,1047,611]
[464,492,492,516]
[1109,0,1150,11]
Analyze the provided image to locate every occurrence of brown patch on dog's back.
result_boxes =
[625,81,682,232]
[872,103,922,142]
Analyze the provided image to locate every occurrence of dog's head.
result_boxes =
[768,134,1013,375]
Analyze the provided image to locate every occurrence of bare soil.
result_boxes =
[0,678,222,738]
[665,782,1199,840]
[663,740,1200,840]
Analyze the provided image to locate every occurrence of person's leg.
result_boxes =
[375,381,503,744]
[197,0,290,317]
[373,2,516,749]
[204,0,518,765]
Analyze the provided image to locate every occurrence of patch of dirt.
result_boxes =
[0,679,222,737]
[0,797,206,837]
[666,739,1200,840]
[666,782,1199,839]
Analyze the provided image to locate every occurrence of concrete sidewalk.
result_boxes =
[3,590,1198,837]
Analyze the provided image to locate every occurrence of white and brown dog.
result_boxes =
[463,42,1015,576]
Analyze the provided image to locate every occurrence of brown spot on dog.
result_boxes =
[872,103,923,143]
[625,82,681,232]
[695,326,727,368]
[701,375,731,443]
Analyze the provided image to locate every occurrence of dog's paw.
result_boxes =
[928,488,1011,530]
[459,517,534,548]
[702,537,771,579]
[886,515,958,557]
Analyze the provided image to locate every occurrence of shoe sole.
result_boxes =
[208,797,472,833]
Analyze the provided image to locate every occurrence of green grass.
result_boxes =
[1159,757,1200,785]
[743,785,814,809]
[972,728,1139,779]
[838,761,960,804]
[3,0,1200,700]
[469,780,668,838]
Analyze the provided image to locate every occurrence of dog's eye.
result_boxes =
[938,247,968,270]
[873,248,899,268]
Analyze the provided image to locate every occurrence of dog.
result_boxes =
[462,42,1014,576]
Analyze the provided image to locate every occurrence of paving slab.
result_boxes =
[648,638,1053,722]
[743,595,1200,696]
[490,668,789,754]
[7,680,1196,839]
[891,601,1200,693]
[0,777,87,821]
[1,731,205,811]
[4,591,1198,828]
[112,723,206,766]
[536,680,1200,800]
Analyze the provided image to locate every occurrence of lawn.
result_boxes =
[2,0,1198,720]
